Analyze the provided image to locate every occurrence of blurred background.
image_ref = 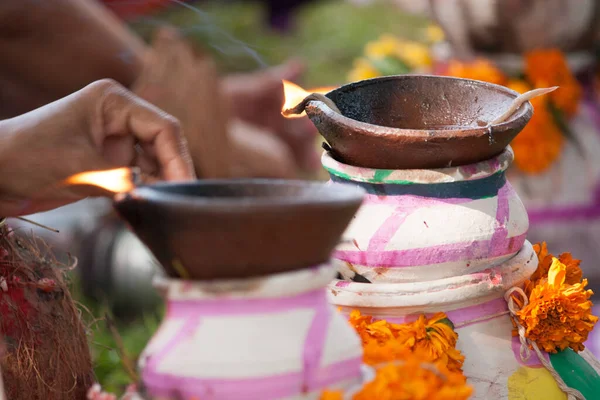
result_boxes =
[8,0,600,393]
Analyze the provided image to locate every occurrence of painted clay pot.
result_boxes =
[324,147,528,283]
[138,264,364,400]
[300,75,532,170]
[329,241,600,399]
[113,180,364,280]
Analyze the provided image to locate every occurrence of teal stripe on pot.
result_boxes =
[329,171,506,200]
[549,348,600,399]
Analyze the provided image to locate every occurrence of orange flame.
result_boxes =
[64,167,136,193]
[282,80,335,118]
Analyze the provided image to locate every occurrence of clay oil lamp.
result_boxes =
[65,170,368,399]
[278,75,600,399]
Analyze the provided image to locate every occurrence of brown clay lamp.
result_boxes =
[283,75,555,169]
[64,170,365,280]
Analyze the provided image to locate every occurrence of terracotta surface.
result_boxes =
[301,75,532,170]
[113,180,364,280]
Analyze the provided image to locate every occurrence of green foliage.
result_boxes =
[131,0,428,86]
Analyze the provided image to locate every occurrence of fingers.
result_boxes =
[87,79,196,181]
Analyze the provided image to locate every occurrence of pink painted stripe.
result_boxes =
[362,297,509,328]
[334,233,527,268]
[364,194,474,253]
[146,316,201,373]
[489,184,511,254]
[512,335,548,368]
[364,193,472,206]
[367,211,408,251]
[303,303,330,388]
[142,356,363,400]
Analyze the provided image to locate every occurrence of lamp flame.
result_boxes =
[64,167,137,193]
[282,80,335,118]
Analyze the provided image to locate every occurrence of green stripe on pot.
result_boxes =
[549,348,600,399]
[322,164,413,185]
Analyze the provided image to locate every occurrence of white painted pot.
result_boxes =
[328,241,600,399]
[138,265,364,400]
[324,147,528,283]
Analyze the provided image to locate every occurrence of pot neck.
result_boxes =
[322,147,513,186]
[155,263,335,302]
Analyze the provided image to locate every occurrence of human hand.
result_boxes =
[223,61,320,173]
[0,79,195,216]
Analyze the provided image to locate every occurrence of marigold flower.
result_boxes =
[394,40,433,70]
[525,49,582,117]
[319,390,344,400]
[352,358,472,400]
[425,24,445,44]
[348,311,464,371]
[527,242,583,294]
[365,35,401,59]
[444,59,507,86]
[516,257,598,353]
[508,83,564,175]
[348,58,380,82]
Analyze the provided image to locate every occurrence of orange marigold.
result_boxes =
[516,257,598,353]
[508,80,564,174]
[319,390,344,400]
[524,49,582,117]
[528,242,583,294]
[352,358,472,400]
[445,59,507,86]
[348,311,465,371]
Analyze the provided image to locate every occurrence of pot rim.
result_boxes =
[116,179,365,211]
[327,241,537,309]
[306,74,533,140]
[322,146,514,185]
[153,263,336,300]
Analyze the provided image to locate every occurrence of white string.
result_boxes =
[504,287,586,400]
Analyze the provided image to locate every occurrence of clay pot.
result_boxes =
[424,0,600,56]
[303,75,532,170]
[113,180,364,280]
[324,147,528,283]
[329,241,600,399]
[138,264,365,400]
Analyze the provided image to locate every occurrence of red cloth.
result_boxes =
[101,0,173,20]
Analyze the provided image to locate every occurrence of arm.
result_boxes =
[0,0,148,117]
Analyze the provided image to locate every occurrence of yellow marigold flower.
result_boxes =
[365,34,401,59]
[353,358,473,400]
[445,59,507,86]
[516,257,598,353]
[426,24,445,43]
[529,243,583,292]
[395,40,433,69]
[525,49,582,117]
[348,58,380,82]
